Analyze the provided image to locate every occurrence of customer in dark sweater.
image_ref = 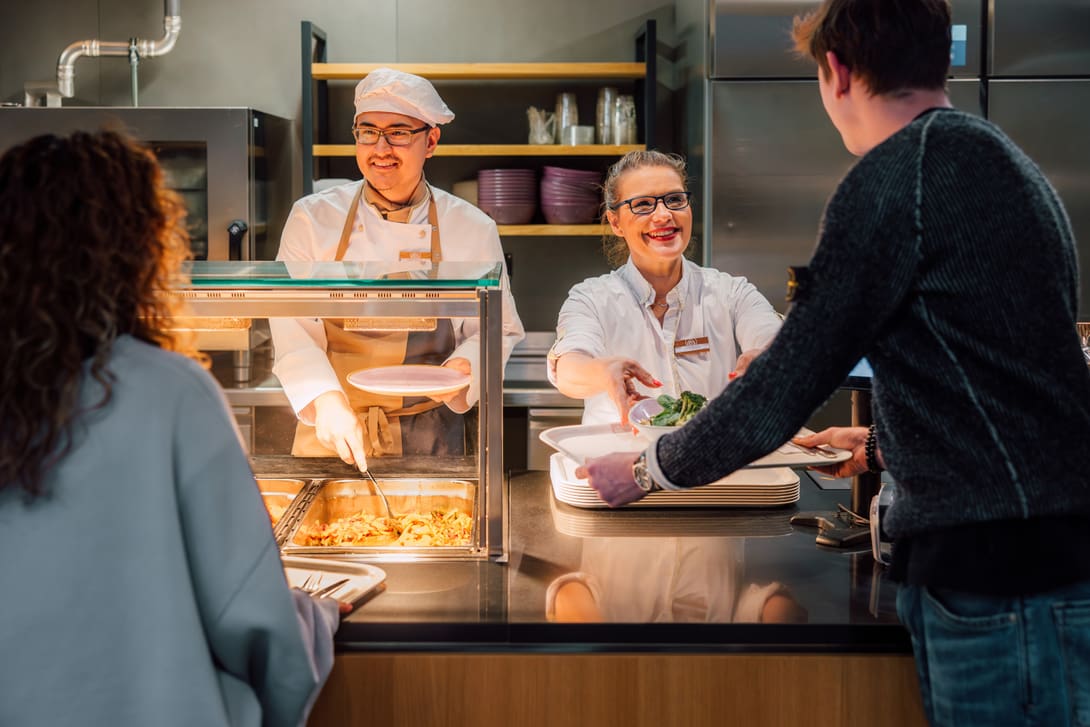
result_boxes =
[578,1,1090,725]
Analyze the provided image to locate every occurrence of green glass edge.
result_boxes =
[182,261,503,288]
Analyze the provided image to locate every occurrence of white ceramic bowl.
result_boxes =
[628,398,688,443]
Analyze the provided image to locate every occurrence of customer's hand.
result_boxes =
[576,451,646,507]
[312,390,367,469]
[793,426,870,478]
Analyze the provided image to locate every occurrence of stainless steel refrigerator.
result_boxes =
[678,0,1088,318]
[986,0,1090,319]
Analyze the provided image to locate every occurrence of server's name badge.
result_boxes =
[399,250,432,261]
[674,336,710,356]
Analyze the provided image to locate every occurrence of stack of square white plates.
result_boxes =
[549,452,800,509]
[548,491,796,538]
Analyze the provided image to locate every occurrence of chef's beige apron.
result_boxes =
[292,183,457,458]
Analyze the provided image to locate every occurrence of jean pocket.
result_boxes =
[1054,599,1090,727]
[920,587,1028,724]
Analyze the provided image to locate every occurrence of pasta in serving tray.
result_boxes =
[282,478,477,551]
[295,509,473,547]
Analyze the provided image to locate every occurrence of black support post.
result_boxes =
[635,19,657,150]
[300,21,328,196]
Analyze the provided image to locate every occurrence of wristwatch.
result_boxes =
[632,451,662,493]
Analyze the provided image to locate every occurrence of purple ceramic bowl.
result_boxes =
[480,201,537,225]
[543,165,602,180]
[542,202,601,225]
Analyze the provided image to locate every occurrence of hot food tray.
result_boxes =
[256,478,312,545]
[276,477,478,560]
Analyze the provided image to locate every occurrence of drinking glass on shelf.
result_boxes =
[612,95,637,145]
[596,87,618,144]
[527,107,556,145]
[555,92,579,144]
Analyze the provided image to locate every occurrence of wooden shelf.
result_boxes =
[299,20,657,198]
[496,224,607,236]
[314,144,644,158]
[311,62,646,81]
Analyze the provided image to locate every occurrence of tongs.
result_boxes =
[361,467,395,519]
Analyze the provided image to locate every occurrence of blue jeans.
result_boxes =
[897,581,1090,727]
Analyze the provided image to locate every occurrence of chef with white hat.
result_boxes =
[270,68,525,469]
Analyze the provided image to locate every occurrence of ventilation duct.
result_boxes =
[24,0,181,107]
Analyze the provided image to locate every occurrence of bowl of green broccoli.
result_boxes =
[629,391,708,443]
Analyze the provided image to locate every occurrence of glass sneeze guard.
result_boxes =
[175,259,508,561]
[184,260,503,288]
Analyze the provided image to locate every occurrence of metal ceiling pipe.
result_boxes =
[54,0,182,98]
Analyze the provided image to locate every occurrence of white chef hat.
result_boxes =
[353,68,455,126]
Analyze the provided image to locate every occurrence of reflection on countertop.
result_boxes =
[331,469,908,652]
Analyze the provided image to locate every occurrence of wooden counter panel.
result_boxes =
[309,652,927,727]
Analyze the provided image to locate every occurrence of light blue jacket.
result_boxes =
[0,336,337,726]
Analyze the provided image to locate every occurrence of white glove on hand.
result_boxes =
[311,391,368,470]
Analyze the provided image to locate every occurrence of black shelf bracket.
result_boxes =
[300,21,328,196]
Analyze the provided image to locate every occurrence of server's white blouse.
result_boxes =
[548,258,782,425]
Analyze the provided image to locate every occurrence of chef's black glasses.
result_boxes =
[609,191,691,215]
[351,125,431,146]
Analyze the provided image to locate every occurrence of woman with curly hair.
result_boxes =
[0,130,340,726]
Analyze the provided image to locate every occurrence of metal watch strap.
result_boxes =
[633,451,661,492]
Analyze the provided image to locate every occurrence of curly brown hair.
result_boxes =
[0,129,199,498]
[600,150,691,268]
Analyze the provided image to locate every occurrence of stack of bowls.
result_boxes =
[540,166,603,225]
[477,168,537,225]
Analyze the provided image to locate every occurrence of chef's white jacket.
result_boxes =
[270,181,525,418]
[548,258,782,425]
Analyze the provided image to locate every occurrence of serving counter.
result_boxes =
[177,262,925,724]
[305,469,928,727]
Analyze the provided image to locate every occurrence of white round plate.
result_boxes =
[346,365,470,397]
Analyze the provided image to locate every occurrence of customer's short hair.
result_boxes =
[792,0,952,96]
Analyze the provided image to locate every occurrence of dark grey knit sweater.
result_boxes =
[655,108,1090,541]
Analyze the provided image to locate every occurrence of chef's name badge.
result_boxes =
[398,250,432,261]
[674,336,710,356]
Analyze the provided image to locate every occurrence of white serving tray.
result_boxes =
[282,556,387,609]
[549,452,799,509]
[538,423,851,469]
